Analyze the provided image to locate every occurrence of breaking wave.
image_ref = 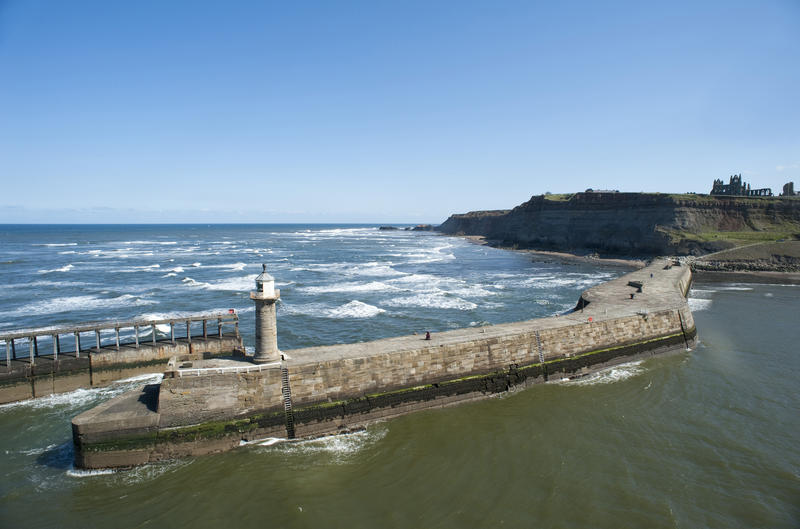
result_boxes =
[688,298,712,311]
[327,300,385,318]
[257,425,388,463]
[38,264,74,273]
[0,294,156,318]
[562,360,645,386]
[299,281,398,294]
[0,373,163,412]
[383,293,477,311]
[181,274,258,291]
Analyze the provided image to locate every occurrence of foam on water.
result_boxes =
[299,281,399,294]
[327,300,385,318]
[115,264,161,273]
[0,373,163,412]
[18,443,60,456]
[291,227,377,237]
[390,244,457,264]
[0,294,156,318]
[350,263,405,277]
[279,301,350,319]
[137,311,190,321]
[183,274,258,291]
[688,298,713,311]
[290,261,397,277]
[239,437,285,447]
[264,426,388,463]
[517,273,612,289]
[385,274,495,299]
[0,279,91,291]
[38,264,74,273]
[202,262,248,271]
[564,360,646,386]
[66,457,193,483]
[121,241,179,246]
[66,467,116,477]
[387,273,451,288]
[447,284,496,298]
[383,293,478,310]
[136,323,172,335]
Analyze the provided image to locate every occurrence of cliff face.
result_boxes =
[438,193,800,256]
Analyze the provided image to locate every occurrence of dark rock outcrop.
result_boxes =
[438,193,800,256]
[692,241,800,272]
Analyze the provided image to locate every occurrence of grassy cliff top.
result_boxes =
[542,193,574,201]
[539,191,798,204]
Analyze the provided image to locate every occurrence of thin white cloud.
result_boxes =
[776,162,800,172]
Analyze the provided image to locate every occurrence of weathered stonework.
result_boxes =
[0,335,243,404]
[72,259,697,469]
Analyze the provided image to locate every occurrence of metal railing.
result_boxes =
[1,312,239,365]
[175,362,279,377]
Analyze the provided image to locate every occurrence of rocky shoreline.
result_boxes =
[450,234,800,284]
[456,235,647,268]
[688,241,800,284]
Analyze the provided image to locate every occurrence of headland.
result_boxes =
[438,192,800,257]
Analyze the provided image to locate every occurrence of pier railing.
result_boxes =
[1,312,239,365]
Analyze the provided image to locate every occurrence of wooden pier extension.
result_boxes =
[0,312,244,404]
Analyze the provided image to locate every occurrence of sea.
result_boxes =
[0,224,798,528]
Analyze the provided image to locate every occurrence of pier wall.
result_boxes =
[0,336,243,404]
[158,368,284,427]
[288,309,689,407]
[73,260,697,469]
[286,308,693,438]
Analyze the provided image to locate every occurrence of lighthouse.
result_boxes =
[250,264,280,363]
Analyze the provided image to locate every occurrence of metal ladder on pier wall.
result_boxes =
[535,331,547,381]
[280,365,295,439]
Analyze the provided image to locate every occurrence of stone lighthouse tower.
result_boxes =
[250,264,280,363]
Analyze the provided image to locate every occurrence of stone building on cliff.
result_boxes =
[710,174,772,196]
[781,182,797,197]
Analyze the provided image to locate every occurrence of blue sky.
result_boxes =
[1,0,798,223]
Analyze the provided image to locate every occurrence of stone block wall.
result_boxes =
[158,367,284,428]
[0,334,244,404]
[286,307,689,409]
[71,260,698,469]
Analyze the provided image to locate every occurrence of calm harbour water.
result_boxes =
[0,225,798,528]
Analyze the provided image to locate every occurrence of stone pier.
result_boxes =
[0,312,243,404]
[72,259,696,469]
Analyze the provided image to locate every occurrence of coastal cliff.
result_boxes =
[438,193,800,256]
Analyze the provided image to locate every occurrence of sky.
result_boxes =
[1,0,798,223]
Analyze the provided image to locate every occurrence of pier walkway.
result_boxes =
[0,312,243,404]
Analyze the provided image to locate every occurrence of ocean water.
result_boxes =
[0,224,617,351]
[0,225,798,528]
